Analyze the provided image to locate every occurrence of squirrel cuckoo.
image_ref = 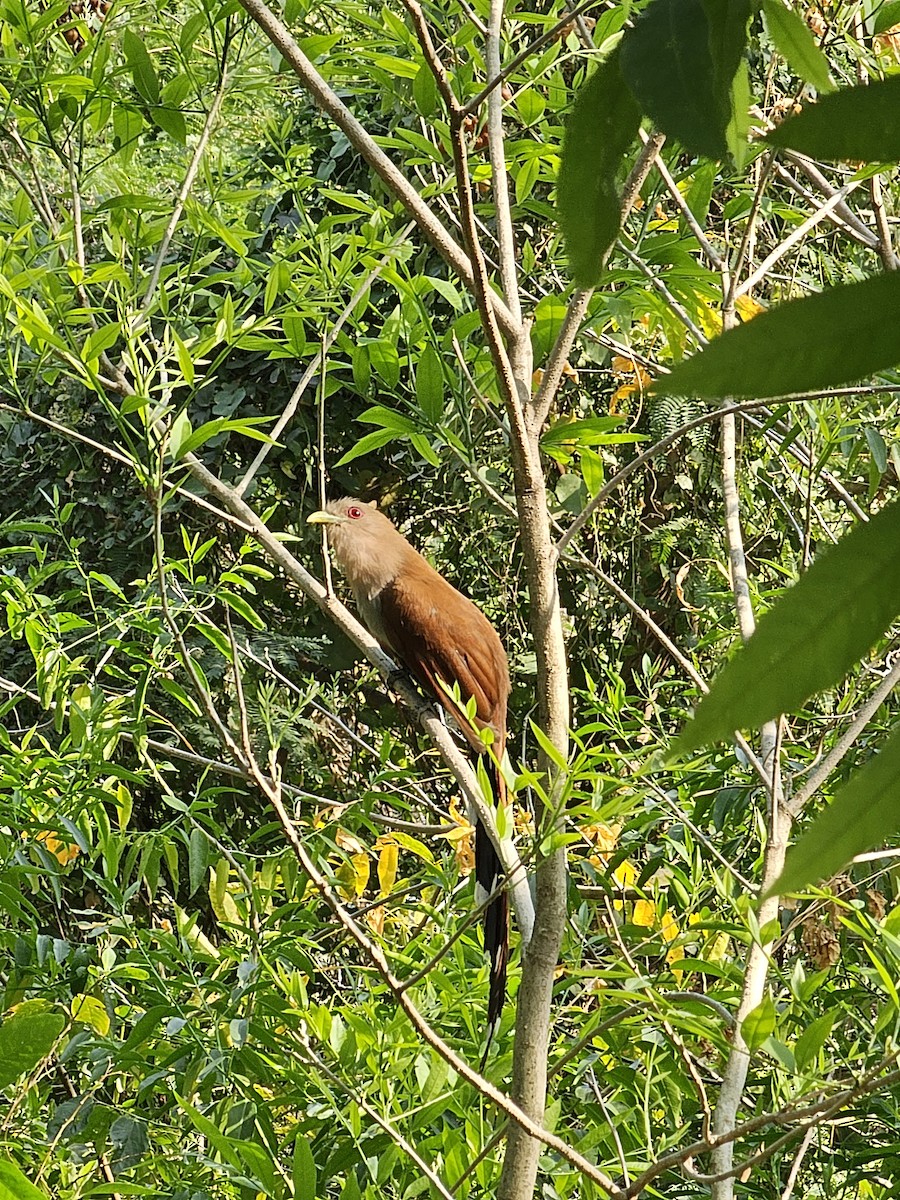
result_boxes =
[308,498,511,1036]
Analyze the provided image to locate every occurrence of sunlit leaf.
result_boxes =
[71,995,110,1036]
[377,839,399,896]
[762,0,834,93]
[0,1159,47,1199]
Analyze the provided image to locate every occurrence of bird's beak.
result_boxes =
[307,510,345,526]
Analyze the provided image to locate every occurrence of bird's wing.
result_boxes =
[375,563,508,749]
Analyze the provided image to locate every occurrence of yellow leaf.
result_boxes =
[705,932,731,962]
[377,840,398,897]
[349,852,370,896]
[335,829,367,856]
[366,905,385,936]
[175,905,219,960]
[696,299,723,339]
[36,830,79,867]
[448,797,473,830]
[442,798,475,873]
[71,994,110,1036]
[613,860,636,888]
[735,294,765,322]
[583,822,620,858]
[633,899,656,927]
[660,910,680,943]
[208,859,243,926]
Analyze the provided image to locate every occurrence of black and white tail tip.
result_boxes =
[475,820,509,1066]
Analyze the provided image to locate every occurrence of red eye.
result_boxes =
[347,506,363,519]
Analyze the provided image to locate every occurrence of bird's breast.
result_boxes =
[354,584,393,654]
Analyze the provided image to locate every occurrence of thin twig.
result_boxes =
[734,178,865,299]
[785,651,900,818]
[138,70,231,322]
[486,0,520,322]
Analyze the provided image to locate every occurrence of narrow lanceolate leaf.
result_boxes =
[676,496,900,754]
[762,0,834,94]
[557,45,642,286]
[767,75,900,161]
[621,0,746,160]
[655,274,900,399]
[769,726,900,897]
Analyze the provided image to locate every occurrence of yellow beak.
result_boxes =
[307,510,346,525]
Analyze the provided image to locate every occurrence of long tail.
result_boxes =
[474,762,509,1061]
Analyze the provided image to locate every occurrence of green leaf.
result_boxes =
[168,410,192,459]
[541,415,626,447]
[82,322,120,363]
[655,274,900,399]
[122,30,159,105]
[703,0,753,111]
[580,446,605,496]
[621,0,736,160]
[676,497,900,754]
[176,417,273,459]
[762,0,833,93]
[292,1136,317,1200]
[298,32,342,58]
[741,992,775,1052]
[424,276,463,310]
[557,45,642,286]
[334,429,399,467]
[368,339,401,389]
[283,314,306,354]
[770,728,900,897]
[515,155,540,205]
[357,405,418,435]
[150,105,186,143]
[68,682,91,748]
[176,1096,243,1172]
[0,1159,48,1200]
[531,295,568,362]
[111,105,143,161]
[415,345,444,423]
[409,432,440,467]
[0,1002,66,1088]
[873,0,900,34]
[767,75,900,161]
[794,1010,837,1069]
[220,590,265,630]
[189,828,209,897]
[866,426,888,473]
[173,331,195,384]
[529,720,569,772]
[413,63,438,117]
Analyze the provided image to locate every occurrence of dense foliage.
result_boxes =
[1,0,900,1197]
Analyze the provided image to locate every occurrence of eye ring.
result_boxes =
[347,505,364,519]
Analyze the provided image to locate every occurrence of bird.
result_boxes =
[308,497,511,1041]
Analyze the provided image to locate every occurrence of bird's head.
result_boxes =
[307,498,404,583]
